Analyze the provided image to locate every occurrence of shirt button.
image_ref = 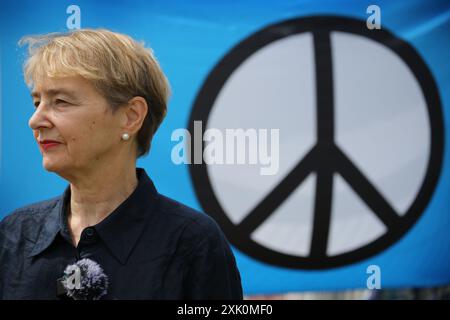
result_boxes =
[85,227,95,237]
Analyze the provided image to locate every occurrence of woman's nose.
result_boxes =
[28,103,53,130]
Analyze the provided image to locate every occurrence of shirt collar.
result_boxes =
[29,168,159,265]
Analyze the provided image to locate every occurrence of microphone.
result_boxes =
[57,258,109,300]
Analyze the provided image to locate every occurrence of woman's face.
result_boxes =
[29,75,124,177]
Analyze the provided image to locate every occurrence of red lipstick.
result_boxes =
[39,140,62,151]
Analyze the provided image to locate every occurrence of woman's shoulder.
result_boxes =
[0,196,60,236]
[156,194,224,241]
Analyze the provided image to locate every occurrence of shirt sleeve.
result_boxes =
[0,213,13,299]
[0,217,5,298]
[183,216,243,300]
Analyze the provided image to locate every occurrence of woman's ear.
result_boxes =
[122,96,148,135]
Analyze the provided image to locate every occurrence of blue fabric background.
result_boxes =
[1,0,449,294]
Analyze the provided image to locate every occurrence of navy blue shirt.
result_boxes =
[0,168,243,299]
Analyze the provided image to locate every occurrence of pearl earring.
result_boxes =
[121,133,130,141]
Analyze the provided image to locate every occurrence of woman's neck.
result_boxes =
[67,164,138,246]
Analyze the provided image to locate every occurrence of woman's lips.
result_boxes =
[40,141,61,151]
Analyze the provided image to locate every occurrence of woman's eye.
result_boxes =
[33,101,40,108]
[55,99,68,105]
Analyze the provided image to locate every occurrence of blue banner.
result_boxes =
[1,0,449,295]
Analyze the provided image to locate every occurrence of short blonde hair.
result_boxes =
[19,28,171,158]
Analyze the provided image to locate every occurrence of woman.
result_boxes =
[0,29,243,300]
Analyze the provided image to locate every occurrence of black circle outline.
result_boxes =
[188,16,445,269]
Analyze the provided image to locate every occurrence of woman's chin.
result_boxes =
[42,158,65,173]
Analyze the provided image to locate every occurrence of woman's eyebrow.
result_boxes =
[31,89,79,99]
